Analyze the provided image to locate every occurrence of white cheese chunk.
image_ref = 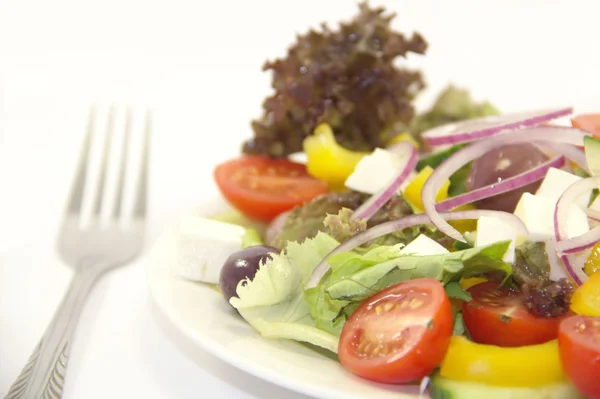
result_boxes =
[345,148,404,195]
[174,215,246,284]
[536,167,588,208]
[399,234,449,256]
[513,193,589,242]
[475,216,516,263]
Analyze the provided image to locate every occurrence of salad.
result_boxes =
[171,3,600,399]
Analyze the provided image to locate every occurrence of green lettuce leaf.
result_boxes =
[304,241,511,334]
[229,232,341,353]
[325,241,511,302]
[445,282,472,302]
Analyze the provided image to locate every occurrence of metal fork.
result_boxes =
[5,106,151,399]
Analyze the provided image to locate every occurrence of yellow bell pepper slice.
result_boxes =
[571,270,600,316]
[440,336,565,387]
[403,166,449,211]
[388,132,420,149]
[460,277,488,290]
[403,166,477,234]
[584,241,600,276]
[303,123,368,189]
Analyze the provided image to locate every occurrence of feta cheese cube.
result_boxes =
[536,167,588,208]
[475,216,516,263]
[513,193,589,242]
[345,148,405,195]
[174,215,246,283]
[399,234,449,256]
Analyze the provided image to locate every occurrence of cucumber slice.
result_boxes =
[430,374,584,399]
[584,135,600,176]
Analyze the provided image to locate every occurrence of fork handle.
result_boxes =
[6,268,101,399]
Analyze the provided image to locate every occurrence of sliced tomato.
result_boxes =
[338,278,453,383]
[213,156,328,222]
[462,282,569,347]
[572,114,600,137]
[558,315,600,399]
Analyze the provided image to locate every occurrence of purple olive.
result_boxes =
[219,245,278,303]
[466,143,549,212]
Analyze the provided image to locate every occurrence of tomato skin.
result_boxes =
[572,114,600,137]
[558,315,600,399]
[462,282,568,347]
[213,156,328,222]
[338,278,453,384]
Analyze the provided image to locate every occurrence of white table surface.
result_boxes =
[1,0,599,398]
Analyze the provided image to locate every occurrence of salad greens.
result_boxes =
[321,241,511,303]
[230,232,341,353]
[268,190,415,250]
[202,3,600,392]
[242,3,427,157]
[232,227,512,353]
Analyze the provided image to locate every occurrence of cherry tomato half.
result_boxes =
[572,114,600,137]
[462,282,568,347]
[214,156,328,222]
[338,278,453,384]
[558,315,600,399]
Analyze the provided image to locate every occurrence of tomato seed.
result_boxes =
[409,298,423,309]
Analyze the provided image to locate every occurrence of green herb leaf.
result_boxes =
[445,282,472,302]
[416,145,465,171]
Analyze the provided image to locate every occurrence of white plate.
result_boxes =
[145,197,424,399]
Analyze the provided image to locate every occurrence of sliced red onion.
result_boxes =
[421,107,572,147]
[352,142,418,221]
[553,177,600,285]
[557,226,600,256]
[422,126,590,242]
[541,142,590,174]
[585,207,600,222]
[554,177,600,257]
[544,240,569,281]
[559,252,590,287]
[304,209,528,289]
[436,155,565,212]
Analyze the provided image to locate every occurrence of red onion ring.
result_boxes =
[540,143,590,174]
[304,209,528,289]
[352,142,418,221]
[421,126,590,242]
[554,177,600,254]
[421,107,572,147]
[544,239,569,281]
[553,177,600,285]
[436,155,566,212]
[585,207,600,222]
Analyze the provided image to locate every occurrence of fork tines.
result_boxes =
[65,105,151,224]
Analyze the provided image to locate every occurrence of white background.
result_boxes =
[1,0,599,398]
